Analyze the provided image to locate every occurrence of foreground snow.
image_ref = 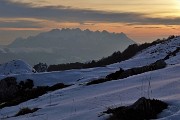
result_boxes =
[0,37,180,120]
[1,63,179,120]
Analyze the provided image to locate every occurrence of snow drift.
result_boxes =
[0,60,35,75]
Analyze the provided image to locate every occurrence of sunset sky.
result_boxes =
[0,0,180,44]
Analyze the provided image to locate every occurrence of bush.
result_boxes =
[19,79,34,90]
[106,68,124,80]
[0,77,18,102]
[24,79,34,89]
[33,63,48,72]
[86,60,166,86]
[0,82,71,109]
[48,83,70,91]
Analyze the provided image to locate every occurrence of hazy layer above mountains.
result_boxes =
[0,28,135,65]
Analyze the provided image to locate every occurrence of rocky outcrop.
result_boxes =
[104,97,168,120]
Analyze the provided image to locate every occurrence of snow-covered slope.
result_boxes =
[0,37,180,120]
[1,64,179,120]
[0,60,35,75]
[108,36,180,69]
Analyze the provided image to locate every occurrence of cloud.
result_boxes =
[0,0,180,25]
[134,27,162,29]
[0,20,43,28]
[144,17,180,25]
[0,0,142,23]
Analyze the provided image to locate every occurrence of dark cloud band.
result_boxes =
[0,0,180,25]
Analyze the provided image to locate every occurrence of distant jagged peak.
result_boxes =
[49,28,60,33]
[102,30,109,34]
[8,28,135,46]
[14,37,24,42]
[84,29,91,32]
[5,28,135,65]
[47,28,128,36]
[0,59,36,75]
[119,32,126,36]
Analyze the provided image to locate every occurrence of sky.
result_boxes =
[0,0,180,44]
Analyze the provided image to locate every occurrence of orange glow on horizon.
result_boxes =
[0,0,180,44]
[0,22,179,43]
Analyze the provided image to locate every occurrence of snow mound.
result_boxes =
[0,60,36,75]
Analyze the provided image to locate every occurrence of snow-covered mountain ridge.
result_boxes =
[0,36,180,120]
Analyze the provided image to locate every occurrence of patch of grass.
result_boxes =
[48,83,71,91]
[86,78,109,86]
[15,107,40,117]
